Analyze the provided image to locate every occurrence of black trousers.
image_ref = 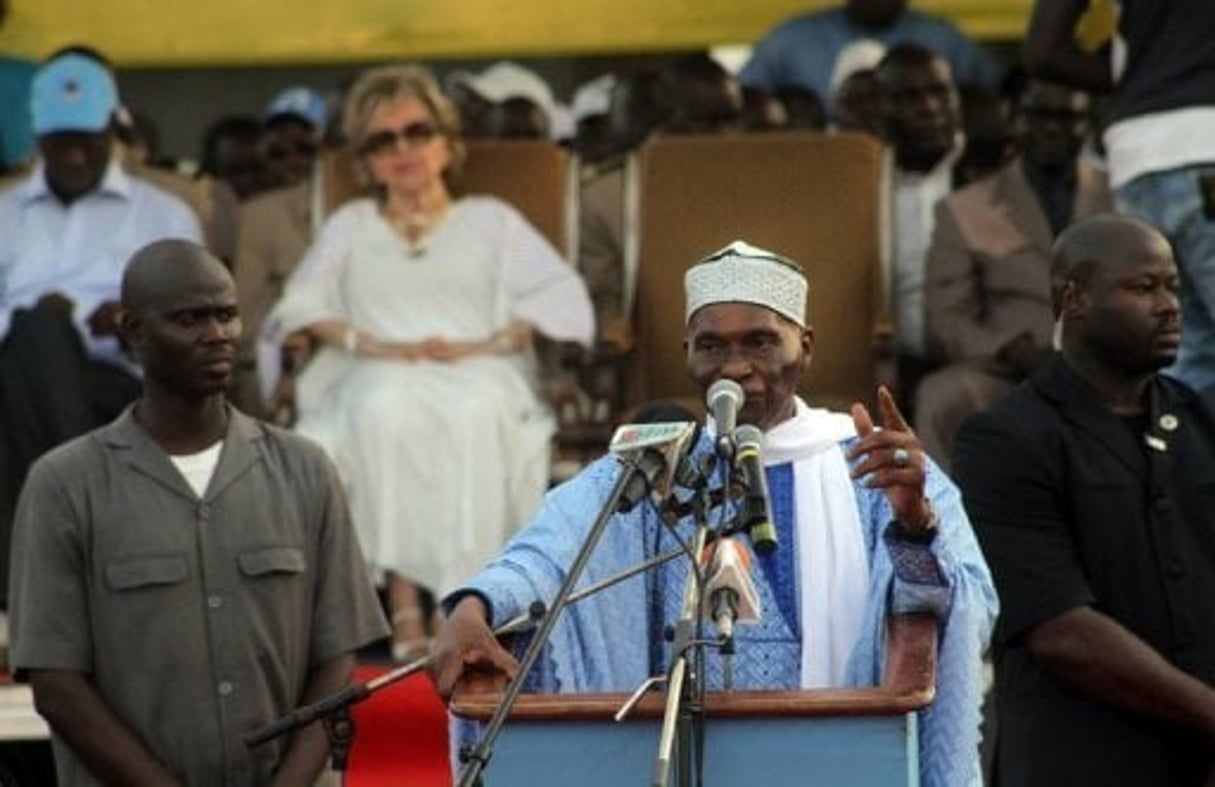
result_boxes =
[0,306,141,606]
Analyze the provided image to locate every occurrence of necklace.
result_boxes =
[384,199,450,240]
[385,204,450,259]
[397,213,445,262]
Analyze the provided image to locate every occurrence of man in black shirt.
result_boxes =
[955,213,1215,786]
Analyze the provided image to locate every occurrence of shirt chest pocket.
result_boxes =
[238,546,307,578]
[104,554,190,591]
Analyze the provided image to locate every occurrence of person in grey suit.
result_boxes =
[955,214,1215,786]
[915,79,1109,469]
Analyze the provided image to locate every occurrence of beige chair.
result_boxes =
[453,140,606,468]
[628,131,891,416]
[319,145,369,216]
[423,138,608,468]
[458,139,578,258]
[319,139,577,255]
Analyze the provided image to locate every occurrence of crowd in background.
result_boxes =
[2,0,1215,784]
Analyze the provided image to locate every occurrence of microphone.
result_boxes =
[734,424,777,555]
[701,538,761,643]
[706,379,744,458]
[608,421,697,512]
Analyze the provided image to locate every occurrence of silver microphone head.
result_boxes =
[706,378,744,457]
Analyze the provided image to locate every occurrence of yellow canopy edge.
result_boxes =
[0,0,1032,67]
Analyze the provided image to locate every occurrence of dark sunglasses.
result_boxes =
[360,122,441,156]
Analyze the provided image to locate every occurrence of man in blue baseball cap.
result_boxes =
[0,49,202,620]
[30,51,122,202]
[262,85,327,189]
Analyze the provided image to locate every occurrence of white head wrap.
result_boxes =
[684,240,808,326]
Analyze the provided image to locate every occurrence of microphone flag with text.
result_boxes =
[700,537,761,643]
[608,420,698,512]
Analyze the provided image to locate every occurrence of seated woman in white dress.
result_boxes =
[265,64,594,660]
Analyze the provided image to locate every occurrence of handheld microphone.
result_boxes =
[734,424,777,555]
[700,538,761,643]
[706,379,744,458]
[608,421,697,512]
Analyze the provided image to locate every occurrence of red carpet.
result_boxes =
[344,666,452,787]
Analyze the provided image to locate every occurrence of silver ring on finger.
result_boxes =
[892,447,911,468]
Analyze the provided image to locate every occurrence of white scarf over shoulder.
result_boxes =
[762,398,868,688]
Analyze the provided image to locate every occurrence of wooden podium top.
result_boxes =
[451,613,937,721]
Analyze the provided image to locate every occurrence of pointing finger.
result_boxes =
[877,385,912,434]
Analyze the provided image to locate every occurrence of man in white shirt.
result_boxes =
[875,44,962,413]
[0,51,201,612]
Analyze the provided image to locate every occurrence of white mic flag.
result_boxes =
[701,538,761,642]
[608,421,697,511]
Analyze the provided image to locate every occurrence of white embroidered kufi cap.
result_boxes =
[684,240,808,327]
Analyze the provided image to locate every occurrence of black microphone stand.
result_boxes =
[652,526,709,787]
[455,448,670,787]
[244,539,706,765]
[247,437,709,780]
[242,606,545,760]
[651,452,728,787]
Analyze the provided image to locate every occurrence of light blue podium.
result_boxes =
[451,615,937,786]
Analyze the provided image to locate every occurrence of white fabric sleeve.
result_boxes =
[495,200,595,347]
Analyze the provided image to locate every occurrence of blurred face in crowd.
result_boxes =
[1016,80,1092,170]
[483,97,550,140]
[776,86,826,131]
[878,55,959,172]
[39,129,112,204]
[212,133,266,199]
[607,71,667,152]
[449,81,492,138]
[846,0,908,29]
[667,74,742,134]
[262,116,319,188]
[685,302,812,431]
[835,69,883,135]
[360,96,452,197]
[573,113,615,163]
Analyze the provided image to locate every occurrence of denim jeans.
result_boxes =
[1117,164,1215,391]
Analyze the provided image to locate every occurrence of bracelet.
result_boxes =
[342,326,359,354]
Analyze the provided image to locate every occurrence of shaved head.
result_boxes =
[1050,213,1171,315]
[120,238,241,401]
[121,239,231,317]
[1050,212,1180,379]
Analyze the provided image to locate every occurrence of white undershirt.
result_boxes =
[893,149,958,356]
[1103,107,1215,189]
[169,441,224,498]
